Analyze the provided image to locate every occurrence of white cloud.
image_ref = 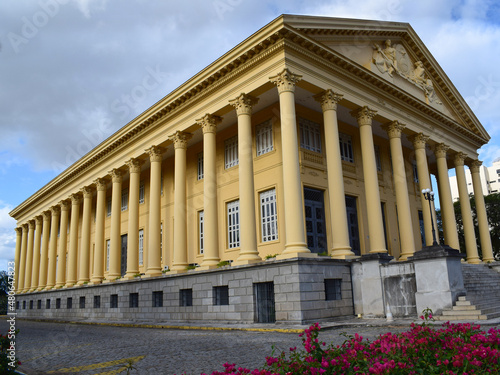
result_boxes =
[0,202,16,268]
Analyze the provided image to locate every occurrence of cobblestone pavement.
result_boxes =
[3,318,498,375]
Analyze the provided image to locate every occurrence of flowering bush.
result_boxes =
[205,319,500,375]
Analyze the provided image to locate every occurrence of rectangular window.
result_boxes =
[227,200,240,249]
[79,296,85,309]
[256,120,273,156]
[161,171,164,195]
[106,197,111,217]
[160,223,163,262]
[139,180,145,204]
[67,297,73,309]
[325,279,342,301]
[110,294,118,308]
[94,296,101,308]
[412,160,419,183]
[197,152,204,180]
[22,301,26,310]
[46,299,50,309]
[106,239,110,271]
[56,298,61,309]
[29,300,33,310]
[213,286,229,306]
[299,118,322,153]
[339,133,354,163]
[224,136,238,169]
[121,188,128,211]
[139,229,144,266]
[152,291,163,307]
[16,301,19,310]
[375,145,382,172]
[199,211,204,254]
[179,289,193,307]
[260,189,278,242]
[129,293,139,308]
[37,300,41,309]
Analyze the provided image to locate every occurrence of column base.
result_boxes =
[76,279,90,286]
[144,270,162,278]
[398,252,415,261]
[466,257,482,264]
[276,252,317,260]
[169,269,188,274]
[64,282,76,288]
[89,277,103,285]
[232,258,261,266]
[330,247,357,259]
[123,272,140,280]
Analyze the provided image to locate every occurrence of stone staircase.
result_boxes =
[436,263,500,321]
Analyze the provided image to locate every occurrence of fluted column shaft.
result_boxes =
[352,106,387,253]
[146,147,163,276]
[14,227,22,293]
[383,121,415,259]
[455,153,481,263]
[125,160,142,278]
[66,194,81,287]
[38,212,50,290]
[46,206,60,289]
[23,221,35,292]
[197,115,221,268]
[315,90,353,258]
[435,144,460,249]
[18,225,28,293]
[410,133,434,246]
[109,169,122,279]
[470,160,494,262]
[92,179,106,283]
[230,94,261,265]
[56,201,69,287]
[77,187,92,284]
[30,217,42,291]
[270,69,310,257]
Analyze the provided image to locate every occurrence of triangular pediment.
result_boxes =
[281,15,490,142]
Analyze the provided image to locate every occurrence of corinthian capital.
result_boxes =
[94,178,107,191]
[269,68,302,94]
[382,121,405,139]
[454,152,467,167]
[145,146,164,163]
[313,90,343,112]
[409,133,429,150]
[434,143,450,159]
[81,186,93,198]
[468,159,483,174]
[229,93,259,116]
[197,114,222,134]
[109,168,123,183]
[351,106,377,126]
[169,131,193,150]
[125,158,144,174]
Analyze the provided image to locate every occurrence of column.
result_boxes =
[455,152,481,263]
[23,220,35,292]
[109,169,123,279]
[470,160,494,262]
[270,68,311,258]
[30,216,42,291]
[197,115,222,268]
[66,194,81,287]
[46,206,60,289]
[146,146,163,277]
[409,133,434,247]
[314,90,354,258]
[230,93,262,265]
[77,186,92,285]
[382,121,415,259]
[14,227,22,293]
[38,211,51,290]
[56,201,69,287]
[435,144,460,249]
[125,159,143,279]
[91,178,106,284]
[351,106,387,253]
[18,224,28,293]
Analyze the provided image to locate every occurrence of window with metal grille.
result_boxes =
[139,229,144,266]
[106,239,110,271]
[339,133,354,163]
[199,211,204,254]
[197,152,204,180]
[46,299,50,309]
[179,289,193,307]
[139,180,145,204]
[324,279,342,300]
[16,301,19,310]
[160,223,163,262]
[260,189,278,242]
[375,145,382,171]
[256,120,273,156]
[299,118,322,153]
[129,293,139,308]
[106,197,111,217]
[227,200,240,249]
[56,298,61,309]
[213,286,229,305]
[29,300,33,309]
[110,294,118,308]
[412,160,419,183]
[121,188,128,211]
[37,300,41,309]
[161,171,164,195]
[94,295,100,308]
[224,136,238,169]
[67,297,72,309]
[152,291,163,307]
[22,301,26,310]
[79,296,85,309]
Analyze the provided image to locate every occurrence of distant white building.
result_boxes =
[450,158,500,201]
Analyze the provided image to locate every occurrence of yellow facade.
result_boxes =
[11,15,494,293]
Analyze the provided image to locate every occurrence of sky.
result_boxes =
[0,0,499,271]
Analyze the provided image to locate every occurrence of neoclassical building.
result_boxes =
[11,15,495,323]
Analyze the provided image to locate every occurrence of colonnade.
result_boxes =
[13,68,495,293]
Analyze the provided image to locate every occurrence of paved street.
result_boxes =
[3,317,496,375]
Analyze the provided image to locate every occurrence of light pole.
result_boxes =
[422,188,438,246]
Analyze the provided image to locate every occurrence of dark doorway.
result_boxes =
[345,196,360,255]
[254,282,275,323]
[304,187,327,254]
